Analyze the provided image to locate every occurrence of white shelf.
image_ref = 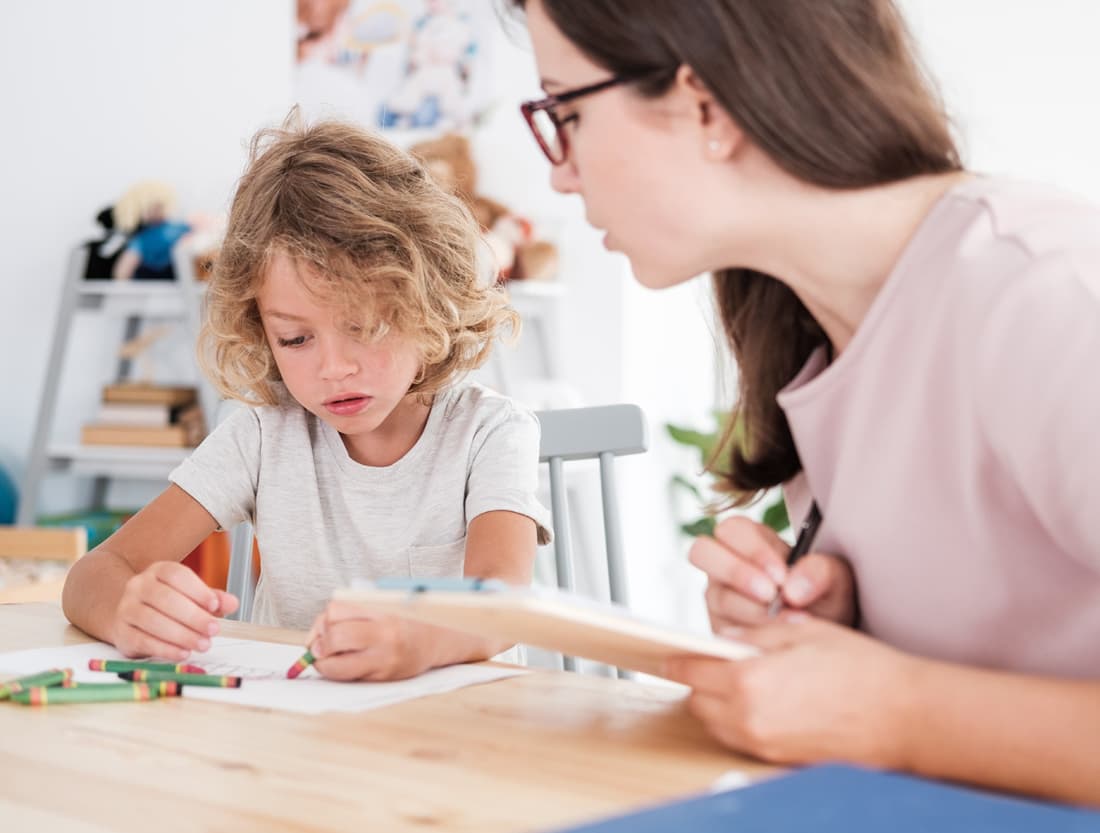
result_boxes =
[77,282,191,299]
[47,443,190,480]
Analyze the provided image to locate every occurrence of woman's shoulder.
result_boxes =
[949,176,1100,266]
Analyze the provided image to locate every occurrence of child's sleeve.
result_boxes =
[975,252,1100,575]
[169,406,262,532]
[466,404,553,545]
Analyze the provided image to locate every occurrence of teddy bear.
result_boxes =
[409,133,558,282]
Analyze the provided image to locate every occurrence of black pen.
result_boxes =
[767,500,823,617]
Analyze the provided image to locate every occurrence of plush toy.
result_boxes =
[111,181,192,281]
[82,206,133,280]
[409,133,558,282]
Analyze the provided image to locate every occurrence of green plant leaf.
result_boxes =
[665,423,717,465]
[670,474,704,501]
[762,496,790,534]
[680,517,716,538]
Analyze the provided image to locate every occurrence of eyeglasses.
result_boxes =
[520,73,663,166]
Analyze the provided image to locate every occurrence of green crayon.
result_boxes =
[12,682,159,705]
[117,670,241,688]
[0,668,74,700]
[65,680,183,697]
[89,659,206,675]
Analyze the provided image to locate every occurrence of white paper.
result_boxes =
[0,636,525,714]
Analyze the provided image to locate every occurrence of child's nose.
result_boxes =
[319,340,358,380]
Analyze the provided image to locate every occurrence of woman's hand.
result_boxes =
[306,601,435,682]
[690,516,857,629]
[664,615,918,767]
[112,561,239,661]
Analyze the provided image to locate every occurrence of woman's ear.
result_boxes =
[674,64,744,160]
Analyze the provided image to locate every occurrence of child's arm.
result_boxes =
[61,484,236,660]
[664,617,1100,808]
[308,509,536,681]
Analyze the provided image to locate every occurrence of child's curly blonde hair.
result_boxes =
[199,113,517,406]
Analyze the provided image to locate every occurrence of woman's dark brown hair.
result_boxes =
[511,0,961,503]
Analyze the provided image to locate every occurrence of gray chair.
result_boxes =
[535,403,648,675]
[225,404,650,655]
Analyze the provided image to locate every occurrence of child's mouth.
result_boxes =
[323,395,371,416]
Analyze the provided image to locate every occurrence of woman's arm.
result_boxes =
[664,617,1100,808]
[62,484,231,656]
[899,656,1100,807]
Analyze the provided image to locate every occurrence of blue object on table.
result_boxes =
[548,764,1100,832]
[0,463,16,524]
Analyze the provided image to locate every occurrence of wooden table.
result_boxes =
[0,603,771,832]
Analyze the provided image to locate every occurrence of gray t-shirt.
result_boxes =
[170,381,551,629]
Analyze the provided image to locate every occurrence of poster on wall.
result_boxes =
[295,0,496,140]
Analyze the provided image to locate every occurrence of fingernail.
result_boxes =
[208,622,219,636]
[208,597,219,612]
[751,576,776,604]
[197,638,211,651]
[765,563,787,585]
[784,575,812,605]
[719,626,743,640]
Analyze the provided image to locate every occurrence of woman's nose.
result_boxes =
[549,155,581,195]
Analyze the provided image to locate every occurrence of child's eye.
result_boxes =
[277,335,308,348]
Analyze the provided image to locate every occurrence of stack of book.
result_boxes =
[81,384,206,448]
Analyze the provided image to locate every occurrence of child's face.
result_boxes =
[257,252,424,446]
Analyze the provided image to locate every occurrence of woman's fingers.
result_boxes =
[691,534,779,604]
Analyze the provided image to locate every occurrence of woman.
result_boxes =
[510,0,1100,807]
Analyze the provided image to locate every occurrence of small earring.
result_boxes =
[708,139,722,154]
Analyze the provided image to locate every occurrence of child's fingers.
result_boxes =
[316,618,387,657]
[313,649,381,682]
[213,590,239,619]
[116,616,200,662]
[141,581,218,644]
[129,602,212,653]
[152,562,220,613]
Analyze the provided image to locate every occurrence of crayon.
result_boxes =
[12,683,158,705]
[88,659,206,675]
[0,668,74,700]
[286,650,315,680]
[117,670,241,688]
[64,680,183,697]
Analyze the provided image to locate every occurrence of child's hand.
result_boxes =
[689,516,857,630]
[112,562,239,661]
[306,600,434,682]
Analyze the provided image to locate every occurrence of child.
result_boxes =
[510,0,1099,807]
[62,115,551,682]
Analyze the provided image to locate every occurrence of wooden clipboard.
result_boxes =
[333,582,758,678]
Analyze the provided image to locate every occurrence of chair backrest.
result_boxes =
[224,403,650,631]
[535,404,647,605]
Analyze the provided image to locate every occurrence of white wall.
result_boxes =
[0,2,294,511]
[901,0,1100,202]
